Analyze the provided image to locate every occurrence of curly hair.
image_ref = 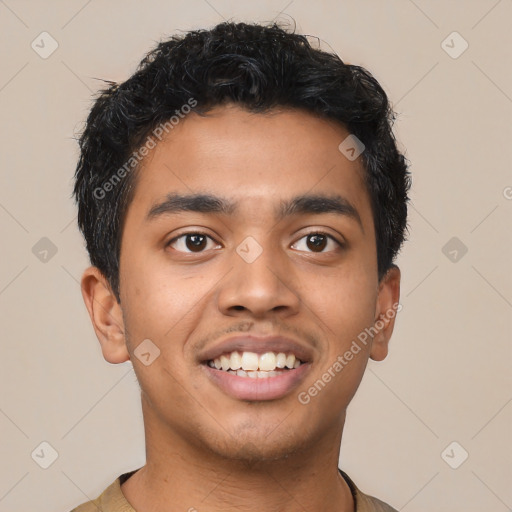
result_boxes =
[73,21,411,303]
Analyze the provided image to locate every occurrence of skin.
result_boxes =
[81,104,400,512]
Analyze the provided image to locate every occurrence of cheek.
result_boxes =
[297,274,375,414]
[121,273,200,407]
[306,261,377,338]
[122,259,194,335]
[121,260,219,380]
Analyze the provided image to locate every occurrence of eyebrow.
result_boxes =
[146,192,363,231]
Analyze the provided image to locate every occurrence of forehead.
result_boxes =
[124,105,372,228]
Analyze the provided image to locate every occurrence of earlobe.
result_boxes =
[80,266,130,364]
[369,265,401,362]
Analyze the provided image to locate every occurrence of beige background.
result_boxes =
[0,1,511,510]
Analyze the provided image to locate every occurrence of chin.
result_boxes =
[201,425,312,465]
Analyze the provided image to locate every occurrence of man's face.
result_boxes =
[98,105,398,461]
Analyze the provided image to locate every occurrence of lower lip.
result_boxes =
[202,364,311,401]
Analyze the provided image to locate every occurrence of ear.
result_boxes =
[369,265,401,362]
[80,266,130,364]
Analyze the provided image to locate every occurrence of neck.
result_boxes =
[121,398,354,512]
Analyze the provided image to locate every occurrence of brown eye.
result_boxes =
[167,232,220,253]
[306,234,327,252]
[185,234,207,252]
[291,232,341,253]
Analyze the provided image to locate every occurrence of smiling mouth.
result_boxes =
[205,350,305,378]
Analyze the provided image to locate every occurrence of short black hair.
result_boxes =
[73,21,411,303]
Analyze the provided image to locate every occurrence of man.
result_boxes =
[71,21,410,512]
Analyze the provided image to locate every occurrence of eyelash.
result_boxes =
[166,230,343,254]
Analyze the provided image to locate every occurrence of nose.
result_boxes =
[216,239,301,319]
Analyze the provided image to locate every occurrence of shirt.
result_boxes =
[70,468,398,512]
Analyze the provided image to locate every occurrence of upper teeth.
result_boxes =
[209,351,302,371]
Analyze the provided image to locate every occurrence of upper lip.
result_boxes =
[199,335,313,363]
